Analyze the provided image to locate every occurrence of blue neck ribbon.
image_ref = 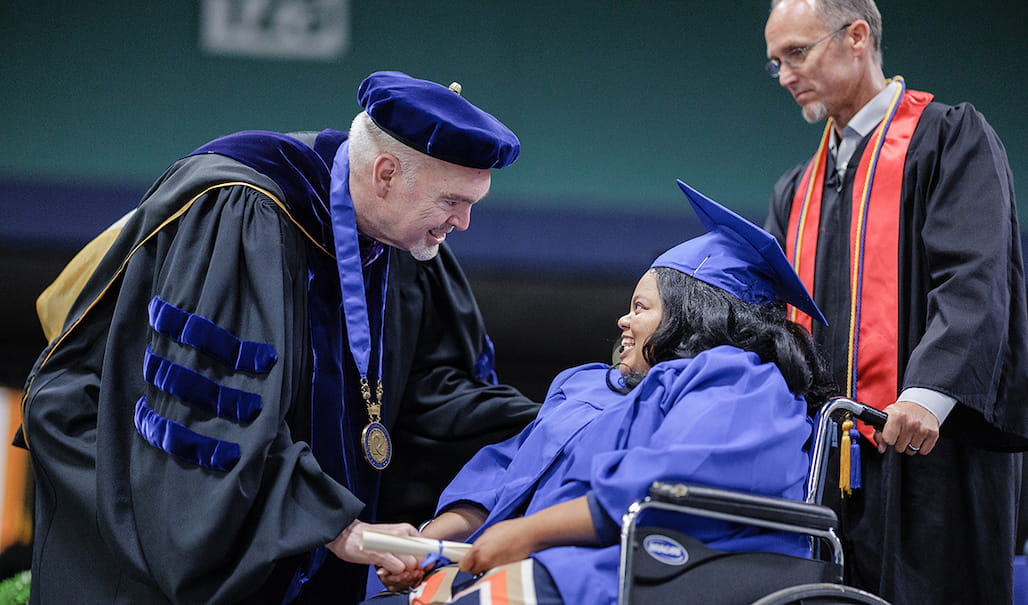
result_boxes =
[328,141,389,414]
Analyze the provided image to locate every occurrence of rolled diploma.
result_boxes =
[361,529,472,562]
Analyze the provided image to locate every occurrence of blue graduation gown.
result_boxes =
[436,345,813,604]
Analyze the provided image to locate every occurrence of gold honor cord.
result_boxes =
[788,121,833,326]
[844,78,905,400]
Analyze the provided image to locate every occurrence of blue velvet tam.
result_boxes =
[357,70,520,169]
[652,180,827,326]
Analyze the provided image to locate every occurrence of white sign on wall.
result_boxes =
[200,0,350,61]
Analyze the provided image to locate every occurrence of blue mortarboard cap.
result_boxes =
[357,70,520,169]
[651,180,827,326]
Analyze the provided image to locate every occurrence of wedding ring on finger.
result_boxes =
[906,444,921,453]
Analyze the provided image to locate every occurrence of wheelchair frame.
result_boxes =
[617,397,888,605]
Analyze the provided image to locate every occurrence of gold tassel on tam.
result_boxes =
[839,416,853,497]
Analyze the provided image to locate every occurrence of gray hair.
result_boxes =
[347,111,426,187]
[771,0,883,67]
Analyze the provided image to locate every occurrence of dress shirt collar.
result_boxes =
[830,80,901,167]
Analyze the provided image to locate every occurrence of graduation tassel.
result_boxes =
[848,424,862,490]
[839,416,853,497]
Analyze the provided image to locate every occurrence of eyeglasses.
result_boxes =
[765,23,852,78]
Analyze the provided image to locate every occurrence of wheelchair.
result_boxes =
[617,397,892,605]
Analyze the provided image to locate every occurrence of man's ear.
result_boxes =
[372,153,399,199]
[847,19,871,55]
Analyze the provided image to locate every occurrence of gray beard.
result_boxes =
[409,243,440,261]
[803,102,829,124]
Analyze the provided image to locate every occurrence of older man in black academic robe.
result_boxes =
[18,72,538,605]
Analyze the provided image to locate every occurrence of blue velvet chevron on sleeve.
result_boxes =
[147,296,278,373]
[134,397,242,472]
[134,296,278,471]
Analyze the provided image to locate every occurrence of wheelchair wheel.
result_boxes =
[750,582,891,605]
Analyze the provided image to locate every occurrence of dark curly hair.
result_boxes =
[609,267,834,408]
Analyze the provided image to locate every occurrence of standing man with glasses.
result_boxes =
[762,1,1028,603]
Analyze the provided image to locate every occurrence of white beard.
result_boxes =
[409,242,440,261]
[803,101,829,124]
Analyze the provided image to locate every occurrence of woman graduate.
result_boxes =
[364,180,832,605]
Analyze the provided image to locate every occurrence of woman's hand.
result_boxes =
[459,496,599,576]
[459,517,537,576]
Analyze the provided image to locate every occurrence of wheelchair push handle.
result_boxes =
[825,397,888,431]
[806,398,889,506]
[855,405,887,431]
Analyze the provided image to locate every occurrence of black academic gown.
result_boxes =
[19,130,538,605]
[767,101,1028,605]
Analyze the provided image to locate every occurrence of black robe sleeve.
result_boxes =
[125,186,364,601]
[899,102,1028,445]
[23,181,363,603]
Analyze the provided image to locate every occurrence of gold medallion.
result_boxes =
[360,378,390,469]
[362,421,392,469]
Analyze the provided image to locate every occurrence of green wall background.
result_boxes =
[3,1,1026,221]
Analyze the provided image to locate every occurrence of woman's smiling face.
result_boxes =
[617,270,664,375]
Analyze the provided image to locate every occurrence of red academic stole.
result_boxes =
[786,78,933,442]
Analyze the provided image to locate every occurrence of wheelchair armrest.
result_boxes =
[646,482,838,533]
